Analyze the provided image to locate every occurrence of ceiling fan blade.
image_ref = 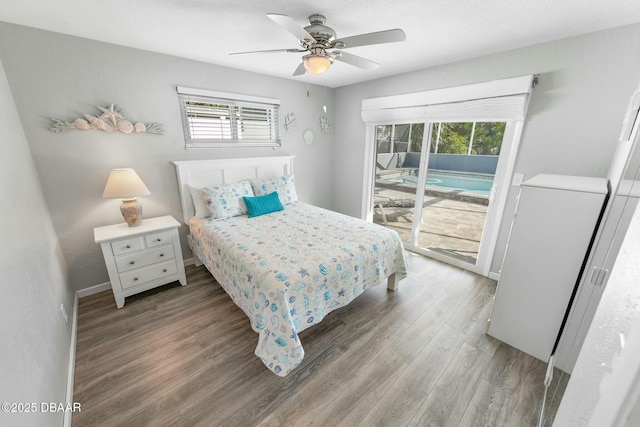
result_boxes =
[267,13,316,43]
[292,62,306,76]
[229,48,306,56]
[334,28,406,49]
[333,51,379,70]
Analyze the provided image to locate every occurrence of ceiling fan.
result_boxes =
[230,13,406,76]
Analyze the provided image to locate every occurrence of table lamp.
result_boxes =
[103,168,151,227]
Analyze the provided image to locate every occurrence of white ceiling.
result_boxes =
[1,0,640,88]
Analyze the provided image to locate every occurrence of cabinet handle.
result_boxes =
[129,260,135,265]
[133,277,139,281]
[162,269,167,273]
[126,244,131,249]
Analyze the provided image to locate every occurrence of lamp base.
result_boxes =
[120,198,143,227]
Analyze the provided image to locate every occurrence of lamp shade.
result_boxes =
[102,168,150,199]
[303,54,333,74]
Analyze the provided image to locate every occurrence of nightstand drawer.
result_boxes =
[145,230,173,248]
[115,245,176,273]
[111,236,144,256]
[119,260,178,289]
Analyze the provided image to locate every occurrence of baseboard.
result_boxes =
[488,271,501,281]
[79,259,195,299]
[63,293,79,427]
[77,281,111,298]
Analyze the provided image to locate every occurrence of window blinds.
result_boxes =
[361,75,534,124]
[177,87,281,148]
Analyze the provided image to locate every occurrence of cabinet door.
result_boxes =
[488,185,606,362]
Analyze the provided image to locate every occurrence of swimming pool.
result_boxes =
[400,171,494,195]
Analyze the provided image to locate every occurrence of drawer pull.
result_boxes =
[156,238,162,242]
[159,253,164,257]
[162,269,168,273]
[133,277,139,281]
[126,244,131,249]
[129,260,135,265]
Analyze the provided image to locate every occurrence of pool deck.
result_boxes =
[374,180,488,265]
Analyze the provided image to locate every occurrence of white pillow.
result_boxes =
[250,174,298,204]
[189,186,210,218]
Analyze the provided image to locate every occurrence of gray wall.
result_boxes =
[0,22,335,291]
[0,56,75,426]
[333,23,640,274]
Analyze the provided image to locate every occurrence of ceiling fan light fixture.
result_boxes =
[303,54,333,74]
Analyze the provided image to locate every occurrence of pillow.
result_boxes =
[250,174,297,204]
[189,186,210,218]
[203,181,254,219]
[243,192,284,218]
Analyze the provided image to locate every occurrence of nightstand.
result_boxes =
[94,215,187,308]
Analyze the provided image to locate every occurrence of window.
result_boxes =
[430,121,506,155]
[177,86,281,148]
[375,123,424,154]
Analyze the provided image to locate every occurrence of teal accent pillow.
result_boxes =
[243,192,284,218]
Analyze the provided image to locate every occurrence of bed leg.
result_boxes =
[194,255,203,267]
[387,273,399,291]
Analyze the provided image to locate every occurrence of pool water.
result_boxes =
[402,172,494,195]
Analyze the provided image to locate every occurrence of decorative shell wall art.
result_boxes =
[283,113,296,132]
[320,116,330,133]
[49,104,163,135]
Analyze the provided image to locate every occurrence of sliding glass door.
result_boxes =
[372,119,517,275]
[373,123,424,243]
[361,75,534,276]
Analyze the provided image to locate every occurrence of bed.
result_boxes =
[172,156,407,376]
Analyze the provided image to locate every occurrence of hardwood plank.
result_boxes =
[408,342,499,426]
[312,346,410,426]
[458,343,546,426]
[389,270,487,361]
[358,324,467,426]
[72,258,549,427]
[463,283,502,354]
[446,276,495,334]
[542,368,570,425]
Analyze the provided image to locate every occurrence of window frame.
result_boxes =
[177,86,281,148]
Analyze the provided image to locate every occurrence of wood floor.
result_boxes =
[73,253,549,426]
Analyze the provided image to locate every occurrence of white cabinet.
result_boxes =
[487,174,608,362]
[94,215,187,308]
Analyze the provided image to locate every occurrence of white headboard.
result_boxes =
[171,156,295,224]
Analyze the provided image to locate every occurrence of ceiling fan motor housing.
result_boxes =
[304,14,336,45]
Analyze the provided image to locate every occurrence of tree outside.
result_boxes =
[430,122,505,155]
[375,121,504,156]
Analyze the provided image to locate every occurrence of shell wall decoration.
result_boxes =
[50,104,163,134]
